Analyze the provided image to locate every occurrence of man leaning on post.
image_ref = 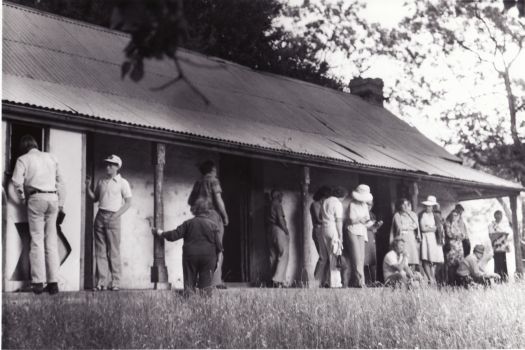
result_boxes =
[86,154,132,291]
[11,135,66,295]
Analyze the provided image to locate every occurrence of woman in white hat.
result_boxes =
[390,198,421,271]
[418,195,445,283]
[346,184,376,287]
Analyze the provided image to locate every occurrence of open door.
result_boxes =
[219,154,251,283]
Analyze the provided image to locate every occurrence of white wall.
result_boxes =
[49,129,83,291]
[2,126,83,291]
[92,135,218,289]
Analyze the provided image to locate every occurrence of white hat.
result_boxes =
[352,184,373,203]
[103,154,122,168]
[421,195,438,206]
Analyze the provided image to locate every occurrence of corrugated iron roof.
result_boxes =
[2,3,522,191]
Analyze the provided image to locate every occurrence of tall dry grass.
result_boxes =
[2,282,525,349]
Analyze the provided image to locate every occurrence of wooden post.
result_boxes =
[411,181,419,213]
[301,166,311,286]
[151,143,170,289]
[510,195,523,276]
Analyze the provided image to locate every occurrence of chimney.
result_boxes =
[349,77,384,107]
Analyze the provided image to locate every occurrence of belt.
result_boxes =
[29,190,57,196]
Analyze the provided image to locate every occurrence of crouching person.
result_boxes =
[152,198,222,295]
[456,244,500,287]
[383,237,422,288]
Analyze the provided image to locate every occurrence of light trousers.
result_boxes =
[320,225,341,288]
[94,210,121,287]
[269,225,289,283]
[208,210,225,286]
[349,234,365,287]
[27,193,60,284]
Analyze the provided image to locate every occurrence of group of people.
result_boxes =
[303,185,512,289]
[11,133,513,295]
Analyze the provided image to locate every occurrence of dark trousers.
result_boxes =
[462,239,471,257]
[494,252,508,281]
[183,254,217,292]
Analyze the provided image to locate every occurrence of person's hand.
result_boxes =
[59,205,64,213]
[376,220,384,228]
[223,217,229,227]
[85,175,92,187]
[151,227,163,237]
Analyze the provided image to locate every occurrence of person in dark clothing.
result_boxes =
[153,198,222,294]
[188,160,229,289]
[310,186,332,282]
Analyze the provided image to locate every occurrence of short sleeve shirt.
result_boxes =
[383,250,407,280]
[319,197,343,229]
[188,174,222,207]
[96,174,132,212]
[347,201,370,236]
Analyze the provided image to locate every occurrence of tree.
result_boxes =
[12,0,343,93]
[374,1,525,250]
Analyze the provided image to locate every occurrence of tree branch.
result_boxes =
[151,57,210,105]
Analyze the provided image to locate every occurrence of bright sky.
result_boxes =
[283,0,525,152]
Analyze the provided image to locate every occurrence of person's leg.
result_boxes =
[212,218,225,286]
[182,255,198,294]
[43,197,60,288]
[422,260,434,283]
[494,252,508,282]
[27,197,46,288]
[93,211,110,288]
[340,230,352,287]
[197,254,216,295]
[313,227,325,283]
[106,214,122,289]
[349,234,365,287]
[273,227,289,284]
[316,229,330,287]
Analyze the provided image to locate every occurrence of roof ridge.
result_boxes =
[3,1,129,38]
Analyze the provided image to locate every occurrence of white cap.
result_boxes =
[103,154,122,168]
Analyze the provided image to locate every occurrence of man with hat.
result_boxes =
[86,154,132,291]
[456,244,500,287]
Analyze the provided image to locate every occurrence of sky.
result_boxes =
[284,0,525,152]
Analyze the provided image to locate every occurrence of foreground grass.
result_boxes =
[2,283,525,349]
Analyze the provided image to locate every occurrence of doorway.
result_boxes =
[219,154,251,283]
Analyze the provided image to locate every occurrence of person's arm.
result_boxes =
[54,156,66,211]
[11,158,26,202]
[112,197,132,219]
[154,222,186,242]
[213,192,229,226]
[85,176,98,202]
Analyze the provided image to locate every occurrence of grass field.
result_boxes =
[2,282,525,349]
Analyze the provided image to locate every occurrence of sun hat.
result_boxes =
[352,184,373,203]
[473,244,485,255]
[421,195,439,206]
[103,154,122,168]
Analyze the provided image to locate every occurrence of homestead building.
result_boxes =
[2,3,523,291]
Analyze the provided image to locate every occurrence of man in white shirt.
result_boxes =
[383,237,421,287]
[87,155,132,291]
[11,135,65,294]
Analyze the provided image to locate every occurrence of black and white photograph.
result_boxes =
[1,0,525,348]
